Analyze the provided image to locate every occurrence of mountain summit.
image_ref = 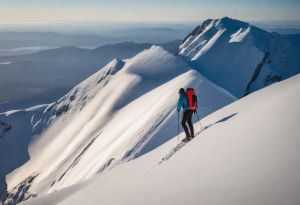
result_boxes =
[179,17,300,97]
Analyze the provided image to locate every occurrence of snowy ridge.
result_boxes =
[1,46,234,204]
[179,17,300,97]
[21,74,300,205]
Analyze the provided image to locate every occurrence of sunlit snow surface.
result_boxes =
[22,74,300,205]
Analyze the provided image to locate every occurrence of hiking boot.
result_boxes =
[182,137,191,143]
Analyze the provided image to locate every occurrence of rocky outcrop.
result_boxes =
[0,121,11,139]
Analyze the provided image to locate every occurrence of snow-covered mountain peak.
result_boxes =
[105,58,125,70]
[215,17,250,29]
[179,17,300,98]
[180,17,250,49]
[123,45,185,78]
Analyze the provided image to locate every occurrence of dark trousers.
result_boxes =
[181,110,194,139]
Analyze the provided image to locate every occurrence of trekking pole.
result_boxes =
[177,111,180,143]
[195,111,203,132]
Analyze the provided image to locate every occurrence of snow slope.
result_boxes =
[1,46,234,204]
[179,17,300,97]
[22,74,300,205]
[0,104,49,202]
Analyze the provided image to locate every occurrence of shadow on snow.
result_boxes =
[159,113,238,164]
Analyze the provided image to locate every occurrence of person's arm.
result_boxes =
[177,96,183,112]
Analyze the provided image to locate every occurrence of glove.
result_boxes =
[193,109,197,113]
[177,109,180,112]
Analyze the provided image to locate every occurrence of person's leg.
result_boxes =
[187,110,194,138]
[181,111,191,139]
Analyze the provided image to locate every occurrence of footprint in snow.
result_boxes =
[158,141,187,164]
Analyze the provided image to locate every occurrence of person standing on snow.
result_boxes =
[177,88,197,142]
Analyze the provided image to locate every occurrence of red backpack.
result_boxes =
[186,88,197,111]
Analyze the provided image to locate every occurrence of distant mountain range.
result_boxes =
[0,26,191,50]
[0,40,181,111]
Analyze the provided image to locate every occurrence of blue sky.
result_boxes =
[0,0,299,23]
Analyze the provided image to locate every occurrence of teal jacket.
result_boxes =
[177,93,190,111]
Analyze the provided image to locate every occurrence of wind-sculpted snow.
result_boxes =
[179,17,300,97]
[1,46,234,204]
[229,27,251,43]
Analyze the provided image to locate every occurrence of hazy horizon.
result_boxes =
[0,0,299,24]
